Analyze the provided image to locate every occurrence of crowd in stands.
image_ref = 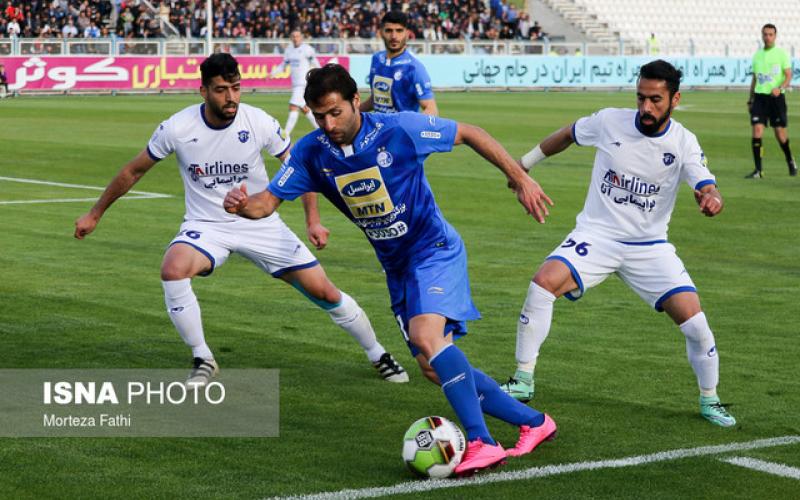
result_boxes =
[0,0,547,42]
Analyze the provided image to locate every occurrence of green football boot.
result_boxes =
[700,395,736,427]
[500,370,534,403]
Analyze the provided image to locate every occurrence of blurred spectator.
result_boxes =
[0,62,9,97]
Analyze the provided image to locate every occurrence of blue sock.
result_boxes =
[473,368,545,427]
[429,345,495,445]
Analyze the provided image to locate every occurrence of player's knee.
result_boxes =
[160,264,192,281]
[306,283,341,307]
[533,271,567,296]
[416,359,440,385]
[408,331,434,357]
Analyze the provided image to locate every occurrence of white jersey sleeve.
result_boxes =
[678,131,716,190]
[572,109,609,147]
[260,111,291,157]
[147,119,176,160]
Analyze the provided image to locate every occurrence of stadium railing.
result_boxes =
[2,37,785,57]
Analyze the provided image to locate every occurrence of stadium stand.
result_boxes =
[0,0,533,41]
[544,0,800,55]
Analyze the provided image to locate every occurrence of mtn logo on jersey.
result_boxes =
[662,152,676,166]
[335,166,395,219]
[238,130,250,143]
[372,75,394,110]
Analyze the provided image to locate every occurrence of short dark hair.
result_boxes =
[304,64,358,107]
[381,10,408,27]
[200,53,240,87]
[639,59,682,96]
[762,23,777,33]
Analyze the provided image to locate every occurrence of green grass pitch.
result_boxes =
[0,90,798,498]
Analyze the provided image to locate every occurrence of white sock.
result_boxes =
[328,292,385,362]
[305,110,319,129]
[516,282,556,374]
[162,279,213,360]
[680,312,719,397]
[285,110,299,135]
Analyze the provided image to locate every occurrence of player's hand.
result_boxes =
[306,222,330,250]
[513,175,554,223]
[772,87,782,97]
[74,212,100,239]
[224,183,249,214]
[694,189,723,217]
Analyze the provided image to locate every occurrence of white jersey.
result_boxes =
[282,43,319,86]
[147,102,290,222]
[572,108,715,242]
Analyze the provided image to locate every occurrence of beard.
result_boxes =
[638,105,672,135]
[208,101,237,122]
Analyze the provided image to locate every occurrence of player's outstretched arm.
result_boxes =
[74,148,157,239]
[694,184,724,217]
[223,183,283,219]
[301,192,329,250]
[454,122,554,223]
[419,98,439,116]
[520,125,575,171]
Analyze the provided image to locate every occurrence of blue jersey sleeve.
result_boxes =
[367,53,377,89]
[411,61,434,100]
[398,112,457,157]
[267,146,318,200]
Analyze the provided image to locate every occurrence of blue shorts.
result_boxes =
[385,239,481,356]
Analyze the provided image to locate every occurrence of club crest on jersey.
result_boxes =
[662,152,676,166]
[394,70,403,81]
[377,149,393,168]
[238,130,250,143]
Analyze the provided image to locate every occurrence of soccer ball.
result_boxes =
[402,416,466,478]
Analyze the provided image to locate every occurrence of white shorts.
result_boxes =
[289,85,306,108]
[168,216,318,278]
[546,230,696,311]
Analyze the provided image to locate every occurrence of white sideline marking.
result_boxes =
[721,456,800,480]
[271,436,800,500]
[0,176,171,204]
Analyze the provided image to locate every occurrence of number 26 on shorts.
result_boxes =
[560,238,591,256]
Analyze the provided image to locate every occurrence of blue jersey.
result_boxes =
[367,49,434,113]
[269,112,458,272]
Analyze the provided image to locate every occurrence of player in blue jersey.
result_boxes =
[224,64,557,475]
[359,11,438,116]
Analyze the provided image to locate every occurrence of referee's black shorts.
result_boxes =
[750,93,788,127]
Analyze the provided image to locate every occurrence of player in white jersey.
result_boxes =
[273,29,320,136]
[501,60,736,427]
[74,53,408,385]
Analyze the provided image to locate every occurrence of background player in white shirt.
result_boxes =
[273,29,320,136]
[74,53,407,385]
[502,60,736,427]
